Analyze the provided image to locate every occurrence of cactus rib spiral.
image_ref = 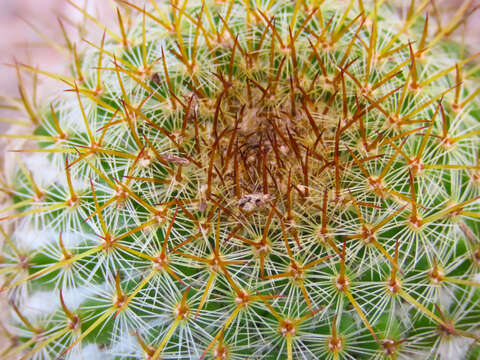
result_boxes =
[0,0,479,359]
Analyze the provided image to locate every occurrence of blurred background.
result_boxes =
[0,0,112,101]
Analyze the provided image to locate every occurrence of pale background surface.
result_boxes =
[0,0,478,355]
[0,0,113,96]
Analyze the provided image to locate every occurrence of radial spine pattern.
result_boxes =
[1,0,480,359]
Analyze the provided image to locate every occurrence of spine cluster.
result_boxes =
[0,0,479,359]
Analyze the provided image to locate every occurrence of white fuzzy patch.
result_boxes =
[14,224,57,250]
[14,224,95,251]
[20,283,106,318]
[397,301,413,328]
[109,331,138,358]
[437,287,453,309]
[23,152,62,188]
[72,343,110,360]
[438,335,472,360]
[21,290,59,318]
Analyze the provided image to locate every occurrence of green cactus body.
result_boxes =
[1,0,479,359]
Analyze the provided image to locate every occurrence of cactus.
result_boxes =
[1,0,479,359]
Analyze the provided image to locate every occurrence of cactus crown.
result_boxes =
[1,0,480,359]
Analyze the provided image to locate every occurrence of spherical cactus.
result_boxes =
[1,0,479,359]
